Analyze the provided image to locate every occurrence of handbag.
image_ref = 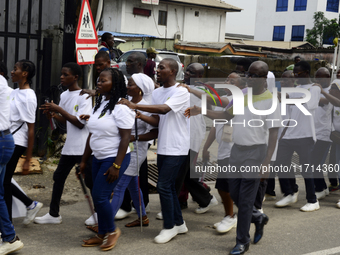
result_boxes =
[221,124,233,143]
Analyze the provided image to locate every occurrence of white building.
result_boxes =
[102,0,241,43]
[254,0,340,42]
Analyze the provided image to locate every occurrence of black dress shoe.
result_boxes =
[254,214,269,244]
[230,243,250,255]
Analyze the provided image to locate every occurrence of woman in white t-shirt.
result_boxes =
[111,73,156,228]
[79,68,135,251]
[4,60,42,225]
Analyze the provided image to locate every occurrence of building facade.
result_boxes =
[254,0,340,42]
[102,0,240,43]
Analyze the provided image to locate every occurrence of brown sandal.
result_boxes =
[86,225,98,233]
[82,235,104,247]
[100,228,121,251]
[125,216,149,228]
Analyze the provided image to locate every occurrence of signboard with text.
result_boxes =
[141,0,159,5]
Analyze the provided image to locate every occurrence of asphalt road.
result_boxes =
[10,177,340,255]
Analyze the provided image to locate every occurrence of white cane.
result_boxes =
[135,109,143,232]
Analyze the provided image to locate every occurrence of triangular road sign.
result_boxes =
[75,0,98,44]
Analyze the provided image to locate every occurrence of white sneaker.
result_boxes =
[216,215,237,234]
[115,209,132,220]
[154,227,177,244]
[336,199,340,208]
[195,195,218,214]
[325,188,330,196]
[175,221,188,234]
[34,213,62,224]
[156,212,163,220]
[85,212,98,226]
[300,201,320,212]
[265,194,276,201]
[275,194,296,207]
[131,204,151,214]
[213,221,220,229]
[23,201,43,225]
[315,190,326,200]
[0,236,23,254]
[292,191,299,202]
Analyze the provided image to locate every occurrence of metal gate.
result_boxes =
[0,0,43,90]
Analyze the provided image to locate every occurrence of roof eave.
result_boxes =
[160,0,242,12]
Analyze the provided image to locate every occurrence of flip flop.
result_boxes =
[82,235,103,247]
[86,225,98,233]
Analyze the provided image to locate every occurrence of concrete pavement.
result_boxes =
[10,178,340,255]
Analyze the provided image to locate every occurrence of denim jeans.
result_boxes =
[111,174,145,222]
[157,154,186,229]
[0,132,16,242]
[92,154,130,235]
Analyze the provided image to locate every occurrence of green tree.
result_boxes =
[305,12,340,47]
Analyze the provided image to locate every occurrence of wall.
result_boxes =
[117,38,175,52]
[101,0,226,42]
[254,0,339,42]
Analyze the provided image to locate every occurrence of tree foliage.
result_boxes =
[305,12,340,47]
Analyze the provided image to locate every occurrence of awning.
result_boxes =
[98,31,158,38]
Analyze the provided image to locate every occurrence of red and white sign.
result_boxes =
[141,0,159,5]
[75,0,98,65]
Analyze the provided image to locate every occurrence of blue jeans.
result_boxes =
[111,174,145,221]
[0,132,15,242]
[157,154,186,229]
[92,154,130,235]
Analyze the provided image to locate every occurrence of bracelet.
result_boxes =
[112,163,121,169]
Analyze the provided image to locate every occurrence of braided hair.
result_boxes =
[17,59,36,87]
[93,68,127,118]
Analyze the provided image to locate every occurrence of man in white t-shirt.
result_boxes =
[185,61,280,254]
[119,58,189,244]
[275,61,320,212]
[34,62,92,224]
[312,68,333,199]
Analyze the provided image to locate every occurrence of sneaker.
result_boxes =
[258,208,264,214]
[23,201,43,225]
[316,190,326,200]
[131,204,151,214]
[154,227,177,244]
[85,213,98,226]
[216,215,237,234]
[325,188,330,196]
[175,221,188,234]
[114,209,132,220]
[292,191,299,202]
[275,194,297,207]
[265,193,276,201]
[336,199,340,208]
[213,221,220,229]
[0,236,23,255]
[300,201,320,212]
[195,195,218,214]
[329,184,339,192]
[34,213,62,224]
[156,212,163,220]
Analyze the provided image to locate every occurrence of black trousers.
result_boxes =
[228,144,266,245]
[49,155,91,217]
[312,140,332,192]
[276,138,316,203]
[328,143,338,187]
[175,150,212,208]
[4,145,33,221]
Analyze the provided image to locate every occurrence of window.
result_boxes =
[291,25,305,41]
[273,26,285,41]
[294,0,307,11]
[276,0,288,12]
[195,11,199,17]
[323,36,334,45]
[326,0,339,12]
[158,10,167,26]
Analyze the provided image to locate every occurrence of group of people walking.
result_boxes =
[0,50,340,255]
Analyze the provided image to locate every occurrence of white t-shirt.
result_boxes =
[59,90,92,155]
[152,84,190,156]
[283,84,320,141]
[87,99,135,160]
[314,86,332,142]
[227,90,282,146]
[333,106,340,132]
[9,88,37,147]
[0,75,12,131]
[215,95,233,160]
[189,86,206,153]
[125,99,154,176]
